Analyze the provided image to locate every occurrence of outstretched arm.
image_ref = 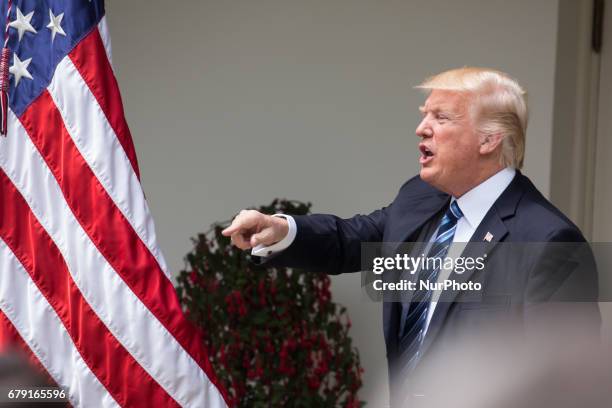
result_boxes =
[223,207,389,274]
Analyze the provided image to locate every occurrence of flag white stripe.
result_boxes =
[47,56,170,279]
[1,111,224,408]
[0,238,119,408]
[97,18,113,68]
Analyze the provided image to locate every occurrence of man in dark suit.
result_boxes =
[222,67,600,406]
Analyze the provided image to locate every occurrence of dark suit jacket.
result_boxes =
[263,171,600,406]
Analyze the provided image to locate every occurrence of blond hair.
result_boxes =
[416,67,528,169]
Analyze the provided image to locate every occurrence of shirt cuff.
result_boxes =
[251,214,297,257]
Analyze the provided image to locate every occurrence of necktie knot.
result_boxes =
[448,200,463,222]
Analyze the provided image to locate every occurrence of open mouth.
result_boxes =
[419,144,434,164]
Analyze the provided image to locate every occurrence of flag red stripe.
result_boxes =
[68,28,140,180]
[0,310,57,387]
[0,310,16,353]
[0,170,179,408]
[19,91,228,403]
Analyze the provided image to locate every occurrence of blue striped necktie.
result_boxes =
[399,200,463,368]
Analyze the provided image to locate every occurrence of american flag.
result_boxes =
[0,1,227,406]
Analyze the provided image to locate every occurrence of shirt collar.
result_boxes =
[452,167,516,229]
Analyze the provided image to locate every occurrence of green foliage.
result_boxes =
[176,199,364,407]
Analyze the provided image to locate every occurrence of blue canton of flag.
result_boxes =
[2,0,104,116]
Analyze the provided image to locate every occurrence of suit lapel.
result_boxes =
[389,192,449,249]
[385,192,447,306]
[383,183,448,354]
[419,172,526,354]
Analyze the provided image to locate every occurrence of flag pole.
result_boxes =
[0,0,12,136]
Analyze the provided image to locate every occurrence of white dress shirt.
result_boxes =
[252,167,517,333]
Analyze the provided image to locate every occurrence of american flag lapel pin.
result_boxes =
[484,232,493,242]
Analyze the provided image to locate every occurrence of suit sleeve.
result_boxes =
[258,207,389,274]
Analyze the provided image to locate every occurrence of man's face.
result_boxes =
[416,90,481,196]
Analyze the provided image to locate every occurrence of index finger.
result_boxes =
[221,219,242,236]
[221,211,252,236]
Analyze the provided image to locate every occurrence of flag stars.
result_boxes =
[9,55,34,87]
[47,10,66,43]
[8,7,37,42]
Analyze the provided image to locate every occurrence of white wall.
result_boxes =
[592,0,612,347]
[106,1,560,405]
